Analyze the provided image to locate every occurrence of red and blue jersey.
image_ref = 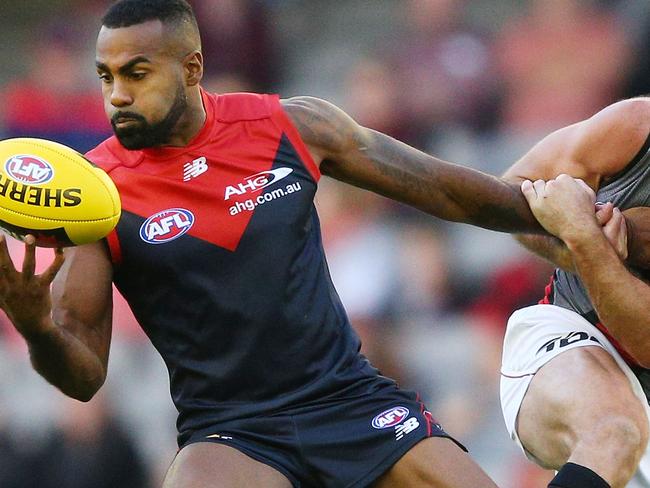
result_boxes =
[86,90,380,436]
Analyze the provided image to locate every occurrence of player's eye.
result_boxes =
[97,73,112,83]
[128,72,147,81]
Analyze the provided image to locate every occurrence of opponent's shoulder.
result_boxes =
[596,96,650,120]
[280,96,366,158]
[573,97,650,175]
[585,97,650,137]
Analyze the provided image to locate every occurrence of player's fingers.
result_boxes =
[521,180,536,202]
[616,208,628,255]
[595,202,614,225]
[532,179,546,197]
[22,235,36,280]
[40,248,65,284]
[603,206,622,230]
[0,234,17,275]
[595,201,611,212]
[603,208,627,259]
[605,207,623,231]
[575,178,597,199]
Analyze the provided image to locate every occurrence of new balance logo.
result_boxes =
[206,433,233,441]
[395,417,420,440]
[183,157,208,181]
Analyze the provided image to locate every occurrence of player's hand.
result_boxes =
[595,201,614,227]
[602,206,628,260]
[0,234,65,340]
[521,174,600,243]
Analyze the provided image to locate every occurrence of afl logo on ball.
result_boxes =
[5,155,54,185]
[372,406,410,429]
[140,208,194,244]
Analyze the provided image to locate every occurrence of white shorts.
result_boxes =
[500,304,650,487]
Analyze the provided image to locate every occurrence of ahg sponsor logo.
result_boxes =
[140,208,194,244]
[228,181,302,216]
[224,168,293,200]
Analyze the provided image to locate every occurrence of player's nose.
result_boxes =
[109,80,134,108]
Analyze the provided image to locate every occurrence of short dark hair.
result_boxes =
[102,0,197,30]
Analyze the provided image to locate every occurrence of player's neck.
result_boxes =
[167,88,206,147]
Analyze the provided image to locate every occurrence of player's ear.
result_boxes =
[183,51,203,87]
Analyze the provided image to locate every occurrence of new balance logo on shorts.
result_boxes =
[206,433,233,441]
[371,406,420,441]
[395,417,420,440]
[536,331,601,355]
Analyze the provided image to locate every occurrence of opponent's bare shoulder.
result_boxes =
[575,97,650,175]
[281,96,369,167]
[504,97,650,186]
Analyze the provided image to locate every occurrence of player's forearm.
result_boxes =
[329,129,544,233]
[515,234,575,272]
[567,232,650,367]
[25,316,107,401]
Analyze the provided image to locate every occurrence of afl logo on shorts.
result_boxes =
[5,155,54,185]
[140,208,194,244]
[372,406,410,429]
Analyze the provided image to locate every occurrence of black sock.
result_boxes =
[548,463,610,488]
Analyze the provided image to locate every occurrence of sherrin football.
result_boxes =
[0,138,121,247]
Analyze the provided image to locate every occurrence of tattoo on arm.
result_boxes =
[283,96,541,234]
[353,130,540,232]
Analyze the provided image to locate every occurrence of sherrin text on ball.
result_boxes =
[0,138,121,247]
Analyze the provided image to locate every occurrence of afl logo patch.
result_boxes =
[5,155,54,185]
[372,406,410,429]
[140,208,194,244]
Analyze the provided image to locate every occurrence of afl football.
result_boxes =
[0,138,121,247]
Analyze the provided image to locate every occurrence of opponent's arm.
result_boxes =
[523,176,650,367]
[503,98,650,269]
[0,237,113,401]
[515,202,628,273]
[282,97,541,233]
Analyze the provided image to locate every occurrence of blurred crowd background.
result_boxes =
[0,0,649,486]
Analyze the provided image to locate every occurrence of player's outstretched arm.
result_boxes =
[282,97,541,233]
[503,98,650,270]
[523,175,650,367]
[0,237,113,401]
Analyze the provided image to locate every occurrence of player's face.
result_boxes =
[95,21,188,150]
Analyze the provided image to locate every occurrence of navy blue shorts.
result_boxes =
[180,383,464,487]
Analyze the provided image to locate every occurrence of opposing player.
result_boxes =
[500,100,650,488]
[0,0,646,487]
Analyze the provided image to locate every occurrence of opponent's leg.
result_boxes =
[517,346,649,488]
[162,442,293,488]
[371,436,498,488]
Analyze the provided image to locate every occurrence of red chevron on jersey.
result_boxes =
[86,90,319,254]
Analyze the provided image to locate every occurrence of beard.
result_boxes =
[111,86,188,150]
